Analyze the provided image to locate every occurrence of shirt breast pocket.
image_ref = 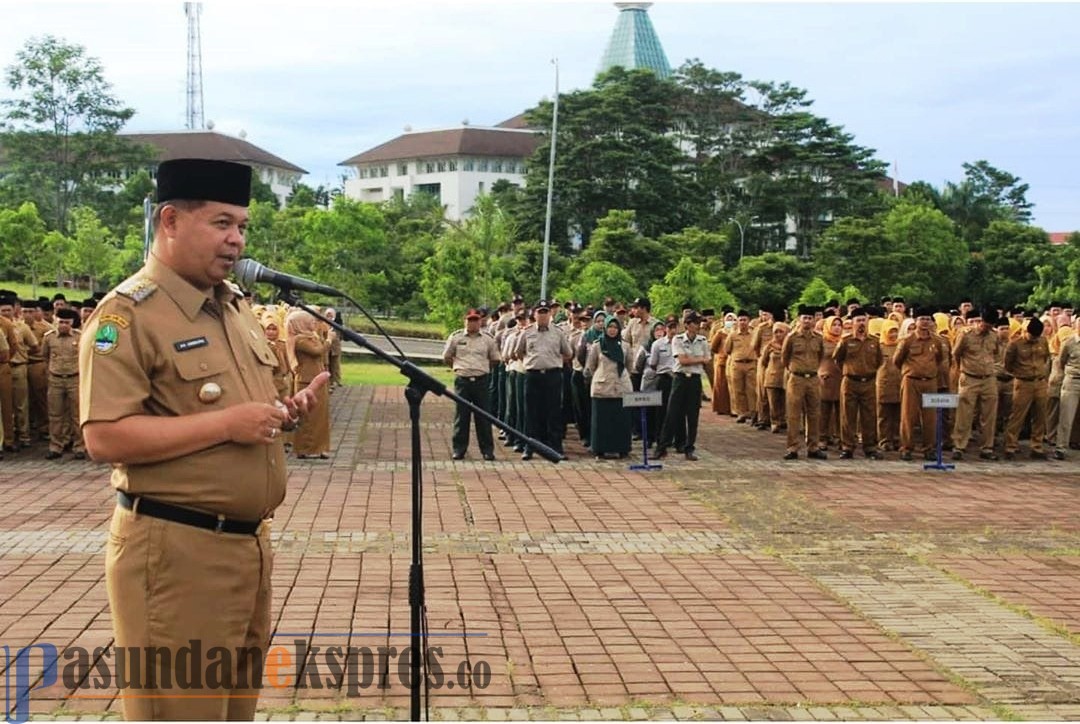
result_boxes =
[172,354,232,407]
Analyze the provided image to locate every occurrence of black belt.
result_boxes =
[906,376,934,381]
[457,374,488,382]
[792,372,817,378]
[734,358,755,363]
[997,376,1013,382]
[116,491,263,536]
[526,368,560,374]
[50,372,78,379]
[845,375,874,382]
[962,373,990,379]
[28,360,44,365]
[1015,376,1047,382]
[10,362,25,367]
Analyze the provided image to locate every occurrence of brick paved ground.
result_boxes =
[2,385,1080,720]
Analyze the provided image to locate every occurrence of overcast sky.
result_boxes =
[4,1,1079,231]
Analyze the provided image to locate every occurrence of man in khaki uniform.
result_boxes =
[750,308,775,429]
[0,325,8,455]
[833,308,882,459]
[0,294,19,451]
[781,305,827,460]
[951,308,1004,460]
[43,308,85,459]
[893,307,950,461]
[1054,328,1080,460]
[723,309,757,423]
[0,296,38,449]
[1003,317,1050,460]
[513,299,573,460]
[28,299,53,441]
[79,159,329,720]
[443,308,500,460]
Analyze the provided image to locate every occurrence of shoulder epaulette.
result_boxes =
[42,328,57,339]
[115,275,158,304]
[225,280,245,298]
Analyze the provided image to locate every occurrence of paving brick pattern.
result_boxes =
[2,386,1080,720]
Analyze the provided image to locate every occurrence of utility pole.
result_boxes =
[540,58,559,300]
[185,3,205,130]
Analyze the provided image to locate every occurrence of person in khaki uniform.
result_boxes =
[286,309,331,459]
[1,297,39,449]
[0,296,22,451]
[79,159,329,721]
[324,307,343,388]
[951,308,1004,460]
[876,320,902,451]
[761,321,789,434]
[781,305,827,460]
[833,308,882,459]
[513,300,573,460]
[1003,317,1050,460]
[43,308,85,459]
[28,299,53,442]
[750,308,775,429]
[443,308,501,460]
[1054,328,1080,460]
[0,326,8,456]
[723,310,757,423]
[893,307,950,461]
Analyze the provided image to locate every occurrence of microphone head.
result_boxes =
[233,258,264,289]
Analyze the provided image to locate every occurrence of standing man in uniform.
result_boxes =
[750,308,775,429]
[43,308,85,460]
[655,311,710,461]
[514,299,572,460]
[443,308,500,461]
[1003,317,1050,460]
[894,307,950,461]
[723,310,757,423]
[1053,323,1080,460]
[28,299,53,442]
[781,305,827,460]
[832,308,882,459]
[79,159,329,720]
[951,308,1004,460]
[1,296,38,449]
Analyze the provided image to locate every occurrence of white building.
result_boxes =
[122,130,307,207]
[339,122,538,220]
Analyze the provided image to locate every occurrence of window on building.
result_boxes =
[437,160,447,172]
[416,182,441,204]
[448,160,457,172]
[463,159,475,172]
[425,162,435,174]
[398,163,408,175]
[358,168,368,179]
[478,159,489,172]
[492,160,503,173]
[380,166,388,178]
[478,181,484,194]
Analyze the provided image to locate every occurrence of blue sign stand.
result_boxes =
[630,408,662,471]
[923,408,955,471]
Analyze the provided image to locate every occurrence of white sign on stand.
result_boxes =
[623,391,663,408]
[922,393,959,409]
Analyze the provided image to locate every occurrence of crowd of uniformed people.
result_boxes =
[443,294,1080,463]
[0,289,341,462]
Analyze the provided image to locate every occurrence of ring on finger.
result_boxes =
[270,428,278,438]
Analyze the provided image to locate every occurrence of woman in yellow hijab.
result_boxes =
[876,319,902,450]
[286,309,331,459]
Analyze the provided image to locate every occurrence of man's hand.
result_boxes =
[282,371,332,422]
[224,402,290,445]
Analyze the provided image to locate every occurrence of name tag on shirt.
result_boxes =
[174,337,209,353]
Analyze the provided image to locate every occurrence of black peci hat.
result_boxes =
[156,159,252,206]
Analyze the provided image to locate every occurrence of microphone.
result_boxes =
[233,258,342,297]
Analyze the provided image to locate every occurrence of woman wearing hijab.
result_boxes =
[576,310,607,448]
[261,312,292,402]
[876,319,902,451]
[1048,321,1074,449]
[762,322,789,434]
[585,314,633,458]
[286,309,331,459]
[818,315,843,449]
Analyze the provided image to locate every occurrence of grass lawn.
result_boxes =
[340,357,455,387]
[1,280,87,302]
[349,317,445,340]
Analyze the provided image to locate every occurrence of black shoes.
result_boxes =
[45,451,62,460]
[684,452,699,461]
[900,451,913,461]
[482,453,495,461]
[73,452,86,460]
[654,448,668,459]
[839,450,853,459]
[452,452,465,460]
[979,450,999,461]
[782,451,798,460]
[1053,449,1066,460]
[521,451,533,461]
[951,450,964,461]
[1030,451,1047,460]
[865,450,882,460]
[808,449,828,460]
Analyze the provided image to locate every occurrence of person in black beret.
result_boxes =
[654,310,709,460]
[723,308,757,423]
[781,304,827,460]
[1002,315,1050,460]
[950,306,1004,461]
[80,158,330,720]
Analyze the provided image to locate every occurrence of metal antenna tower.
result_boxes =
[185,2,205,129]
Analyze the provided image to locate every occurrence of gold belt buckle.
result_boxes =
[257,518,273,536]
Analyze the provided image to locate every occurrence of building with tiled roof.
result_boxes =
[1049,232,1075,246]
[339,126,538,219]
[122,130,307,207]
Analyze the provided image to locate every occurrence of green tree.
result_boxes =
[658,226,732,276]
[647,256,736,319]
[725,252,813,311]
[302,198,389,306]
[250,173,280,209]
[1,35,147,231]
[976,220,1052,306]
[0,201,52,291]
[796,277,837,308]
[448,194,516,307]
[575,209,675,292]
[555,261,638,309]
[420,236,491,333]
[66,205,117,292]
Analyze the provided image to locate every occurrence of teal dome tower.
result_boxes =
[598,2,672,79]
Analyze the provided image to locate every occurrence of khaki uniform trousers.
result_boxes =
[952,374,998,452]
[899,376,937,454]
[785,374,821,453]
[757,360,771,425]
[840,377,877,453]
[47,375,84,453]
[1057,376,1080,454]
[877,403,900,450]
[728,360,757,419]
[11,362,30,444]
[0,361,13,447]
[28,361,48,439]
[1004,378,1047,454]
[765,387,785,432]
[107,505,272,720]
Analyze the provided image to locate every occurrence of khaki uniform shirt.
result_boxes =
[1004,336,1051,380]
[751,324,773,363]
[781,328,824,375]
[1058,336,1080,380]
[952,328,1001,377]
[0,317,16,363]
[0,326,8,363]
[832,334,882,378]
[722,329,756,362]
[893,332,948,380]
[8,319,36,364]
[79,255,286,521]
[29,320,52,362]
[43,329,81,375]
[514,325,572,370]
[443,329,499,377]
[671,332,709,375]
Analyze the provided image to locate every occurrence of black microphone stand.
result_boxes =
[273,288,562,721]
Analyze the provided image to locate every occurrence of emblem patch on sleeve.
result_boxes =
[94,323,119,355]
